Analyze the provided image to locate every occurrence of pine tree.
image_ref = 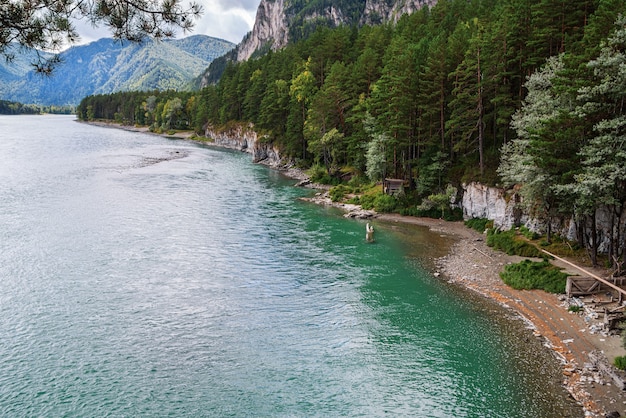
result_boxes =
[447,19,486,176]
[499,55,579,243]
[575,16,626,269]
[290,58,318,159]
[418,34,450,151]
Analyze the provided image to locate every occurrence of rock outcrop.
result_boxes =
[461,182,519,230]
[460,182,626,254]
[204,123,282,168]
[236,0,289,62]
[361,0,437,24]
[235,0,438,62]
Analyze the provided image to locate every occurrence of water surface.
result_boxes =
[0,115,580,417]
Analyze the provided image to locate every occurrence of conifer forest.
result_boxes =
[77,0,626,267]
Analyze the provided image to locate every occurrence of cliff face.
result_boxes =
[361,0,437,24]
[461,182,625,253]
[235,0,437,62]
[204,124,282,167]
[461,182,519,231]
[236,0,289,62]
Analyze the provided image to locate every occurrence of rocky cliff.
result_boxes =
[236,0,289,62]
[361,0,437,25]
[461,182,518,230]
[461,182,626,254]
[235,0,437,62]
[204,123,282,167]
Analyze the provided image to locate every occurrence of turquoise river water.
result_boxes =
[0,115,580,417]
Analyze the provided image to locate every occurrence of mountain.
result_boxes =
[197,0,436,86]
[0,45,53,98]
[0,35,234,106]
[236,0,437,62]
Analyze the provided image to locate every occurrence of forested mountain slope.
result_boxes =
[197,0,436,87]
[237,0,438,61]
[78,0,626,267]
[0,36,234,106]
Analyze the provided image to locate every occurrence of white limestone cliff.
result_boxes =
[236,0,289,62]
[361,0,438,24]
[204,123,282,167]
[461,182,518,230]
[236,0,438,62]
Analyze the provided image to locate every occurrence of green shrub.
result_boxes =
[373,194,397,213]
[397,206,462,221]
[487,228,543,258]
[329,184,350,202]
[307,165,340,185]
[568,305,582,313]
[500,260,568,293]
[359,193,377,210]
[446,207,464,221]
[347,175,370,188]
[519,226,540,240]
[465,218,492,233]
[614,356,626,370]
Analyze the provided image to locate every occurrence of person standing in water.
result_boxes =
[366,223,374,242]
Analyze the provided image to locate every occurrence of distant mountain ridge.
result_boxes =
[0,35,234,106]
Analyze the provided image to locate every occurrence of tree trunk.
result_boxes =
[615,204,625,276]
[477,45,484,177]
[590,212,598,267]
[546,219,552,245]
[577,218,584,248]
[393,144,398,179]
[440,81,446,149]
[610,208,616,271]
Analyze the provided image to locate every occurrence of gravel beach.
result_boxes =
[307,193,626,418]
[429,219,626,417]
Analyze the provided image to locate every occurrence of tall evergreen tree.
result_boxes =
[447,19,486,176]
[290,58,318,159]
[499,55,581,244]
[575,16,626,269]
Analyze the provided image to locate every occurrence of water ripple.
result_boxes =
[0,116,581,417]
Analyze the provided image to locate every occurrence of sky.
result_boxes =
[74,0,262,46]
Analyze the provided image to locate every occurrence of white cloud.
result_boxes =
[194,1,259,43]
[71,0,261,46]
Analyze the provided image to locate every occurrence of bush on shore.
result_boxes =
[487,228,543,258]
[614,356,626,370]
[500,259,568,293]
[464,218,493,233]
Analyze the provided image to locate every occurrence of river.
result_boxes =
[0,115,580,416]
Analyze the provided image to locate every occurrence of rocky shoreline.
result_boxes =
[298,188,626,418]
[87,121,626,417]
